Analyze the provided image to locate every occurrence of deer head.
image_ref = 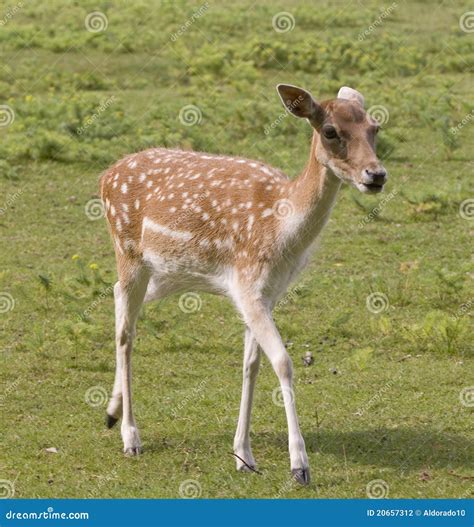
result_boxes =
[277,84,387,194]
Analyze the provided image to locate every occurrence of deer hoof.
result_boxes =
[237,463,257,473]
[124,446,142,457]
[292,468,311,485]
[106,414,119,429]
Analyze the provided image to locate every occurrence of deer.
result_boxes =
[99,84,387,485]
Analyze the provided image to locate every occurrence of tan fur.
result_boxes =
[100,84,387,482]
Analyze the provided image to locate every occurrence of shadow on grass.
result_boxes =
[144,427,472,471]
[257,427,473,471]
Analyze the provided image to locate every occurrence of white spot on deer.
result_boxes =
[262,208,273,218]
[110,205,116,217]
[202,212,209,221]
[260,166,273,176]
[142,217,192,242]
[121,182,128,194]
[170,206,177,213]
[247,214,254,231]
[114,235,124,255]
[223,237,234,249]
[134,199,140,210]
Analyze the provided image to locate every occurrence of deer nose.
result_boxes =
[364,168,387,186]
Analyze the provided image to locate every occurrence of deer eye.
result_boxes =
[322,126,338,140]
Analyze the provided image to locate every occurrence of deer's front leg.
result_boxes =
[237,294,310,485]
[110,268,149,456]
[233,326,261,471]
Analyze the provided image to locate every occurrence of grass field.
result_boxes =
[0,0,473,499]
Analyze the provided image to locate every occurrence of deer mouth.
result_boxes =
[361,182,384,193]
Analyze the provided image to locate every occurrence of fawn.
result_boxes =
[100,84,387,485]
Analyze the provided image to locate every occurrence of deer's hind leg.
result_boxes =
[106,258,149,456]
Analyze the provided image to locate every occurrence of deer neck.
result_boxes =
[285,132,342,251]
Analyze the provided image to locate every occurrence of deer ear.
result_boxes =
[337,86,365,107]
[276,84,324,126]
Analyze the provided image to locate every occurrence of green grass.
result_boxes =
[0,0,473,499]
